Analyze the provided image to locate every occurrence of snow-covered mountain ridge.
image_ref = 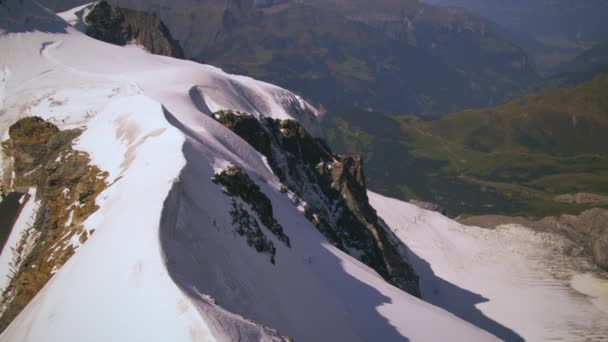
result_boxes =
[0,0,497,340]
[2,0,607,340]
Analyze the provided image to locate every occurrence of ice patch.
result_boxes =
[571,273,608,314]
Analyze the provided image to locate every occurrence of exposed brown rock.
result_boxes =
[8,116,59,145]
[0,117,108,332]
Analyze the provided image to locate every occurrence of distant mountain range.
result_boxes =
[423,0,608,73]
[545,41,608,87]
[39,0,538,116]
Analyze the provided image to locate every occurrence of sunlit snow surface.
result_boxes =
[370,191,608,341]
[56,2,96,32]
[0,1,497,341]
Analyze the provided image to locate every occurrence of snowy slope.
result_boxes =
[370,192,608,341]
[0,1,496,341]
[56,2,97,32]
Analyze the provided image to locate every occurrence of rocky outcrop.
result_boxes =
[534,209,608,271]
[213,165,290,264]
[0,117,108,332]
[85,0,184,58]
[213,110,420,296]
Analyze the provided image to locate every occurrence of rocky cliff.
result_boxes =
[535,209,608,271]
[85,0,184,58]
[0,117,108,332]
[214,110,420,296]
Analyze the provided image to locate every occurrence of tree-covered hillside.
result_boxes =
[325,75,608,217]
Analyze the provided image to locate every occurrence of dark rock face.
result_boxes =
[84,0,127,45]
[0,193,26,252]
[213,165,291,264]
[214,110,420,296]
[0,117,108,333]
[228,199,278,264]
[85,0,185,58]
[213,165,291,249]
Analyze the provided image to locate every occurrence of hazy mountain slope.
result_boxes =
[325,75,608,218]
[38,0,538,116]
[426,0,608,44]
[424,0,608,72]
[421,75,608,156]
[23,0,88,12]
[558,41,608,74]
[0,1,496,340]
[370,192,608,341]
[540,41,608,88]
